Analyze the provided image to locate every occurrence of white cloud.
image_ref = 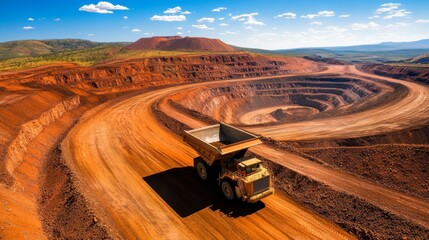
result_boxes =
[164,6,181,14]
[326,26,347,33]
[151,6,190,21]
[144,32,154,35]
[218,17,225,21]
[131,28,141,32]
[54,18,61,21]
[301,14,318,19]
[226,31,237,35]
[231,13,264,25]
[198,17,215,23]
[339,14,350,18]
[150,15,186,22]
[385,22,409,28]
[373,3,411,19]
[310,21,322,25]
[177,26,183,30]
[415,19,429,24]
[275,12,296,19]
[318,11,335,17]
[351,22,380,30]
[302,10,335,19]
[23,26,34,30]
[28,18,34,21]
[79,1,129,14]
[257,32,277,38]
[177,31,183,35]
[191,24,214,30]
[123,16,128,19]
[88,33,94,36]
[212,7,227,12]
[219,23,228,26]
[375,3,400,14]
[163,6,190,15]
[384,9,411,19]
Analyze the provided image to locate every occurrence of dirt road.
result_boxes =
[62,65,429,238]
[62,83,353,239]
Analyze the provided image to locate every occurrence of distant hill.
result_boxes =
[409,52,429,64]
[277,39,429,52]
[126,36,235,52]
[271,40,429,63]
[0,39,124,60]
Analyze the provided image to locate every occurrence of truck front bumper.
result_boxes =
[245,187,274,203]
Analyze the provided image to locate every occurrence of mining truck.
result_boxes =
[183,123,274,203]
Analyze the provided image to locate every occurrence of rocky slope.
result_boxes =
[1,53,320,93]
[360,64,429,85]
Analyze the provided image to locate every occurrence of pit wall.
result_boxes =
[7,54,321,92]
[359,64,429,85]
[0,96,80,185]
[166,76,394,125]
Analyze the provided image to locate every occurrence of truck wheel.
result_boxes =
[221,181,236,200]
[196,160,209,180]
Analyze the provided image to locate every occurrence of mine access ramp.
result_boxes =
[183,123,274,203]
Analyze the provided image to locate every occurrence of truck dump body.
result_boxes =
[183,123,262,166]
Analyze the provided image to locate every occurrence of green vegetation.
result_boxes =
[0,45,246,71]
[0,39,113,60]
[0,46,118,71]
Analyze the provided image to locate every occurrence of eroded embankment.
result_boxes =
[303,145,429,200]
[0,87,123,239]
[359,64,429,85]
[1,96,80,185]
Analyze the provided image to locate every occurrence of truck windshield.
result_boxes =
[245,164,260,174]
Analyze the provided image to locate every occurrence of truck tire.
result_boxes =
[195,158,209,181]
[221,180,236,200]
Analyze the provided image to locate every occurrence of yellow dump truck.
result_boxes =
[183,123,274,203]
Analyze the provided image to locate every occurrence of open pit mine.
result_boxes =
[0,37,428,239]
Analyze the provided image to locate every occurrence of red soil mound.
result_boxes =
[126,36,182,50]
[126,36,235,52]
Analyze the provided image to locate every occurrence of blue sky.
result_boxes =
[1,0,429,49]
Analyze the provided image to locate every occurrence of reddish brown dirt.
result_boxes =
[155,65,429,238]
[153,105,429,239]
[39,146,118,239]
[360,64,429,85]
[125,36,183,50]
[61,82,353,239]
[2,53,429,240]
[0,53,320,93]
[303,145,429,199]
[0,55,323,239]
[126,36,235,52]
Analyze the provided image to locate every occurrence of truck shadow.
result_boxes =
[142,167,265,218]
